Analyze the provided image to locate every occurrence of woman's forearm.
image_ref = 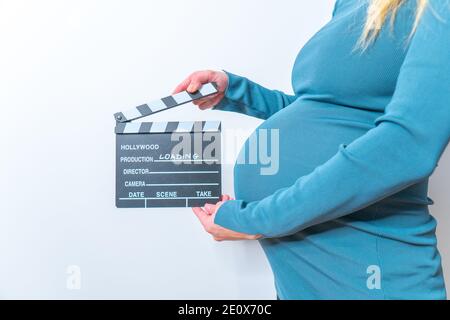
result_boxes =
[214,71,297,119]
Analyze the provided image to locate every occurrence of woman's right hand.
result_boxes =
[173,70,228,110]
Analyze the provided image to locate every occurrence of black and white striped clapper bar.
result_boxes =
[114,83,222,208]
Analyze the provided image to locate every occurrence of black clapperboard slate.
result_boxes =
[114,83,222,208]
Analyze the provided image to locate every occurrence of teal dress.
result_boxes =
[213,0,450,299]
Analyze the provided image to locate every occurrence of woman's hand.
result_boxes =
[192,195,262,241]
[173,70,228,110]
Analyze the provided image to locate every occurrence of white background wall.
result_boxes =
[0,0,448,299]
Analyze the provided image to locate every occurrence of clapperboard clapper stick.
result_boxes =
[114,83,222,208]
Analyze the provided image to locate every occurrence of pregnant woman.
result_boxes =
[174,0,450,299]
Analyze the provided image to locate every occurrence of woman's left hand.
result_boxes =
[192,195,262,241]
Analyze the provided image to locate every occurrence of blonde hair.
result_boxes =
[359,0,428,49]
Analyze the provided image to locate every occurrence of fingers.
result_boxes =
[173,71,212,94]
[172,76,191,94]
[173,70,229,112]
[187,71,214,92]
[203,203,216,215]
[192,93,218,106]
[193,206,261,242]
[204,200,224,214]
[192,207,209,229]
[221,194,232,201]
[173,70,219,95]
[196,94,224,110]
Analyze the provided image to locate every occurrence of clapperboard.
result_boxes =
[114,83,222,208]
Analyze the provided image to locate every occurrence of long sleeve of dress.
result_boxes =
[214,2,450,238]
[213,71,297,119]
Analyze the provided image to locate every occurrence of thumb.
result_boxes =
[187,81,202,93]
[186,71,214,93]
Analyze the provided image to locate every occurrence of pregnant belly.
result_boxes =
[233,99,382,202]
